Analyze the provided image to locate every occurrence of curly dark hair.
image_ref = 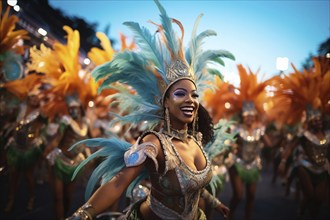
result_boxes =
[188,104,214,145]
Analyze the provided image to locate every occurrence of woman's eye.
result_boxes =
[192,93,199,98]
[173,91,186,97]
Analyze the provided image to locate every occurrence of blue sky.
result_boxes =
[48,0,329,84]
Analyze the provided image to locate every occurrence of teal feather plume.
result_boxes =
[154,0,179,56]
[204,119,237,196]
[189,13,204,62]
[208,68,224,81]
[185,13,235,97]
[70,138,150,200]
[187,12,217,67]
[96,51,161,103]
[108,86,161,114]
[194,49,235,79]
[190,29,217,61]
[211,57,225,66]
[107,87,162,127]
[123,21,163,70]
[109,113,162,130]
[209,175,224,196]
[204,119,237,163]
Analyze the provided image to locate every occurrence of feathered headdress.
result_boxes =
[71,0,235,200]
[266,57,330,125]
[26,26,89,119]
[203,76,239,122]
[84,32,137,120]
[204,64,268,122]
[86,31,136,102]
[0,2,30,82]
[92,0,234,129]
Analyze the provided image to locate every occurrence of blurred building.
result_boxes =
[2,0,101,59]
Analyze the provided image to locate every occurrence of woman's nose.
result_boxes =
[185,95,193,103]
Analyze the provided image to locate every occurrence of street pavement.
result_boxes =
[0,161,329,220]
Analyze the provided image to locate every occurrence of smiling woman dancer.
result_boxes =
[66,0,235,219]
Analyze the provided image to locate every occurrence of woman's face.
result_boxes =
[165,79,199,128]
[69,106,82,119]
[27,94,40,107]
[243,114,257,125]
[308,115,323,131]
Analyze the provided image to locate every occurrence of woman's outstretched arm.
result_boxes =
[67,162,145,220]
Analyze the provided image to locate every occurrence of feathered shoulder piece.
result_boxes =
[92,0,235,128]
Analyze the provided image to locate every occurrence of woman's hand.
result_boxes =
[216,202,230,220]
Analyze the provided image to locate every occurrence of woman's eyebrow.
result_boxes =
[173,88,187,92]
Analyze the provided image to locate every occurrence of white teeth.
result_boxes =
[181,107,194,111]
[181,106,194,117]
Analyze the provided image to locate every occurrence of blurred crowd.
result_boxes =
[1,2,329,220]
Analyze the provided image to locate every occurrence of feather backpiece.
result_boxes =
[266,57,329,125]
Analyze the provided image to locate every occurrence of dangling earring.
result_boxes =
[192,110,199,136]
[165,107,171,134]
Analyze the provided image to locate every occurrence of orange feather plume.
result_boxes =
[0,2,30,55]
[265,57,328,125]
[203,64,268,122]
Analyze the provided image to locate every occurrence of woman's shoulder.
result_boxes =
[139,130,171,156]
[140,130,163,146]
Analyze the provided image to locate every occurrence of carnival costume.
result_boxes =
[0,1,30,161]
[232,117,265,183]
[267,58,330,186]
[2,74,45,212]
[6,99,45,171]
[293,127,330,186]
[206,65,269,184]
[25,25,93,184]
[3,71,45,171]
[68,0,235,219]
[48,104,89,183]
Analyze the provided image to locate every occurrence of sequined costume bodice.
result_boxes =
[145,131,213,220]
[300,130,330,167]
[13,109,43,148]
[237,126,265,164]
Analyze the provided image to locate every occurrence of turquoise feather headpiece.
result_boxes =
[92,0,235,128]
